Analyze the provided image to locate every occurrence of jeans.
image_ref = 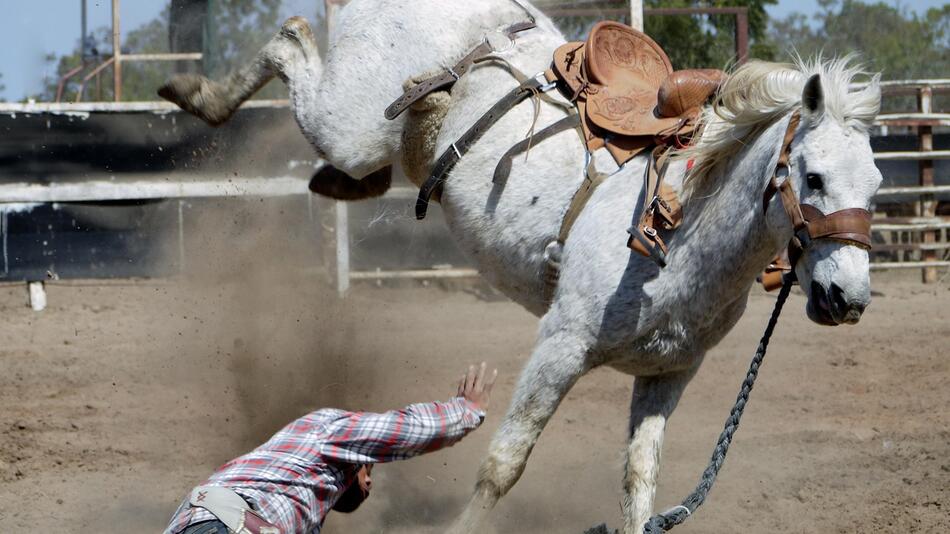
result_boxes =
[182,520,230,534]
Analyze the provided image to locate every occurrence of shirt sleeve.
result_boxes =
[317,397,485,464]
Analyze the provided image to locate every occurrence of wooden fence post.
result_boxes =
[917,87,937,283]
[630,0,643,31]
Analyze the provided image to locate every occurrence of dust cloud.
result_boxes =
[167,194,379,448]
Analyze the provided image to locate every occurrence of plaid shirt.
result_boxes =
[165,397,484,534]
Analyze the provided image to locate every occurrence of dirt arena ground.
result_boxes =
[0,257,947,532]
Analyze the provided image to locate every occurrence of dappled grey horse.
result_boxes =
[158,1,882,531]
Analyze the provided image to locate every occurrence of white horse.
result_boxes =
[158,1,882,531]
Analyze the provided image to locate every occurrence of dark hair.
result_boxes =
[331,480,368,514]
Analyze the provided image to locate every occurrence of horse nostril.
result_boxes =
[829,283,852,314]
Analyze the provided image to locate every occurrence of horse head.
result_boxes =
[787,68,882,325]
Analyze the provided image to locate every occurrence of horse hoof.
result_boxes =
[280,16,314,42]
[157,74,232,126]
[309,166,392,201]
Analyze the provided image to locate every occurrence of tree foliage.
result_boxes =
[28,0,950,103]
[544,0,776,70]
[37,0,292,102]
[645,0,778,69]
[770,0,950,80]
[204,0,283,78]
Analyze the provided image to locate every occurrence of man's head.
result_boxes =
[331,464,373,513]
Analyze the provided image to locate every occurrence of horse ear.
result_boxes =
[802,74,824,118]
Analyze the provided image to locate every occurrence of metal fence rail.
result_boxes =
[868,79,949,281]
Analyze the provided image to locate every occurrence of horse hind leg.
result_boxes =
[160,17,384,201]
[447,328,591,534]
[622,368,697,533]
[158,16,319,126]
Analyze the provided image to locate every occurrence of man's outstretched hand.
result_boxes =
[457,362,498,412]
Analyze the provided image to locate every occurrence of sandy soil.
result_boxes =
[0,264,947,533]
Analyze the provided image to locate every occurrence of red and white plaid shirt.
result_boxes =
[165,397,484,534]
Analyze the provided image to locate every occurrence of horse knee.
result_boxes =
[475,443,531,497]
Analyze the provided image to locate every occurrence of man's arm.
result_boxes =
[319,363,497,464]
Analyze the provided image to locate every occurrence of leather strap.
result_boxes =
[557,158,611,246]
[799,205,872,249]
[759,110,873,289]
[763,112,802,213]
[416,75,552,219]
[540,155,612,303]
[492,113,580,185]
[626,146,682,267]
[384,21,537,120]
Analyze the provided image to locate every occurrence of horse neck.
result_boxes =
[661,117,789,309]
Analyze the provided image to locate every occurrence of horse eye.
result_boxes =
[806,173,824,190]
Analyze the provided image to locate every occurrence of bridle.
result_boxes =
[763,110,872,277]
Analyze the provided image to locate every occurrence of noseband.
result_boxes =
[763,111,872,270]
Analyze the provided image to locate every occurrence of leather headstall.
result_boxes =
[760,111,872,289]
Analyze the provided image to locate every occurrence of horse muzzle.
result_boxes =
[791,206,873,327]
[808,280,868,325]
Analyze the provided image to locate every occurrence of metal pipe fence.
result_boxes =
[867,80,950,281]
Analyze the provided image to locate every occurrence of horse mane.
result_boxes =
[676,55,881,197]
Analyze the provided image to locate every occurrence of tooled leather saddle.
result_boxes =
[549,21,725,167]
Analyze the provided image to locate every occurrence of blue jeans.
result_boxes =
[182,520,229,534]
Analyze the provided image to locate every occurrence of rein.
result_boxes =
[641,277,794,534]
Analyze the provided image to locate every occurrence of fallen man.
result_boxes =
[164,362,498,534]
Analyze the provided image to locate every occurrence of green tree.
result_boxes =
[204,0,282,78]
[541,0,777,69]
[645,0,778,69]
[770,0,950,80]
[38,0,311,102]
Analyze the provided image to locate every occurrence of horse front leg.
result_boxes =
[623,367,698,533]
[158,16,318,126]
[448,329,591,534]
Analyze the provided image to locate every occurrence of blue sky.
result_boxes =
[0,0,945,101]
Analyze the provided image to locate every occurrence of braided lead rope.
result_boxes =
[642,278,794,534]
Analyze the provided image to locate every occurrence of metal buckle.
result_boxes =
[531,72,558,92]
[486,30,515,54]
[652,196,677,229]
[642,225,658,238]
[775,163,790,179]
